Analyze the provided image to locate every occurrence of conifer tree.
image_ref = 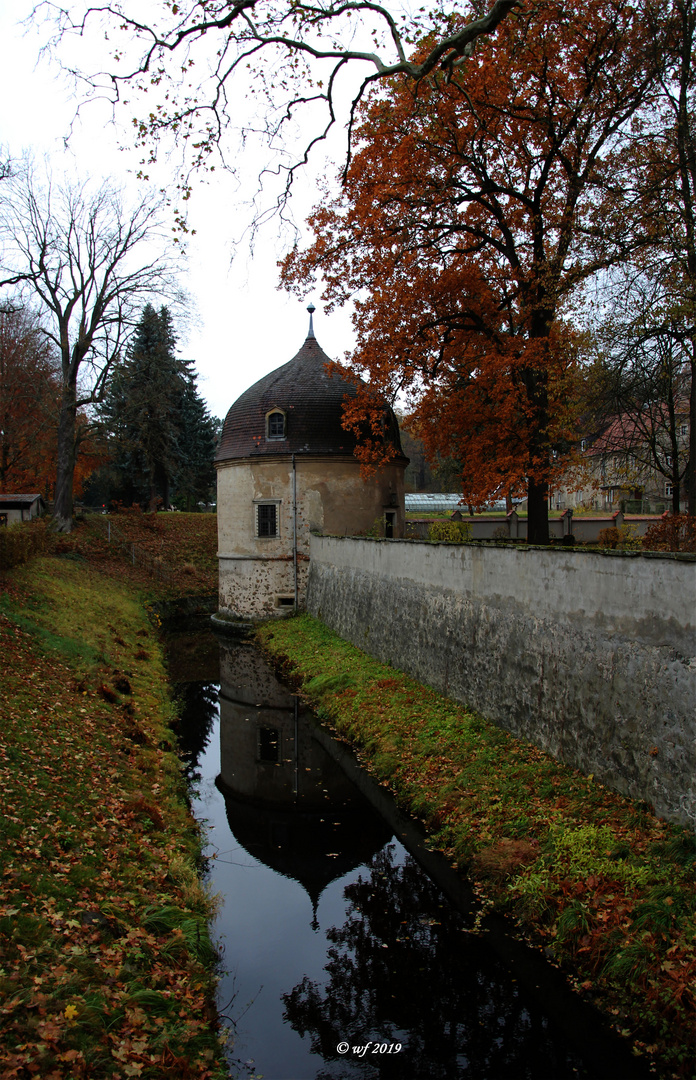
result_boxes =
[97,305,218,510]
[99,305,182,508]
[173,366,219,511]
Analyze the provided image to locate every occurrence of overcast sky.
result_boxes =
[0,1,358,420]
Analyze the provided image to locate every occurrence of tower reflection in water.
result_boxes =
[216,642,391,931]
[212,641,592,1080]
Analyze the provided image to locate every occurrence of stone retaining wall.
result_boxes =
[306,536,696,827]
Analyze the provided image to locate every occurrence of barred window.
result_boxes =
[256,502,278,538]
[257,727,280,763]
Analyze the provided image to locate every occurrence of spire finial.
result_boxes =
[307,303,316,339]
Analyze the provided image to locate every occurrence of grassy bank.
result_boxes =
[257,614,696,1080]
[0,556,227,1079]
[52,511,218,600]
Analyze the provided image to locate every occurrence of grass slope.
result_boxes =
[52,512,218,600]
[0,557,227,1079]
[258,614,696,1080]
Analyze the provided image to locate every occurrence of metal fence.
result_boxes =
[92,516,177,582]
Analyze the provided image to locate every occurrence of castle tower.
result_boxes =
[215,308,408,618]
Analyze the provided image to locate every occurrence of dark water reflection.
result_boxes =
[216,643,392,931]
[283,844,580,1080]
[173,680,219,782]
[166,627,641,1080]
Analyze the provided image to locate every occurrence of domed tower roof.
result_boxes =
[215,309,405,464]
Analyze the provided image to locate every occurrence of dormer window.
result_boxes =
[266,409,286,440]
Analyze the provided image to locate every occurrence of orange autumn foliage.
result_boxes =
[282,0,660,541]
[0,308,59,498]
[0,308,104,501]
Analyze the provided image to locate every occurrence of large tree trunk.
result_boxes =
[148,481,158,513]
[0,440,9,489]
[522,352,551,545]
[665,377,682,514]
[53,382,78,532]
[688,340,696,515]
[527,478,550,545]
[674,0,696,513]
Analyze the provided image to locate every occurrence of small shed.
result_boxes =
[0,494,45,527]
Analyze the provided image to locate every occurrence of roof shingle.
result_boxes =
[216,334,404,463]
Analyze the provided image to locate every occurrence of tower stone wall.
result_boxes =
[215,314,408,618]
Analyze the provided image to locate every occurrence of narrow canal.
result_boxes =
[165,621,648,1080]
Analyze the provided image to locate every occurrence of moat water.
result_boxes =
[165,621,647,1080]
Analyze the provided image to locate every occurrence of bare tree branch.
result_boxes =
[33,0,519,216]
[0,167,181,529]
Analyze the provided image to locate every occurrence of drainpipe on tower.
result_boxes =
[292,453,298,610]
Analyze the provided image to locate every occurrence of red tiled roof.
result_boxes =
[589,405,689,455]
